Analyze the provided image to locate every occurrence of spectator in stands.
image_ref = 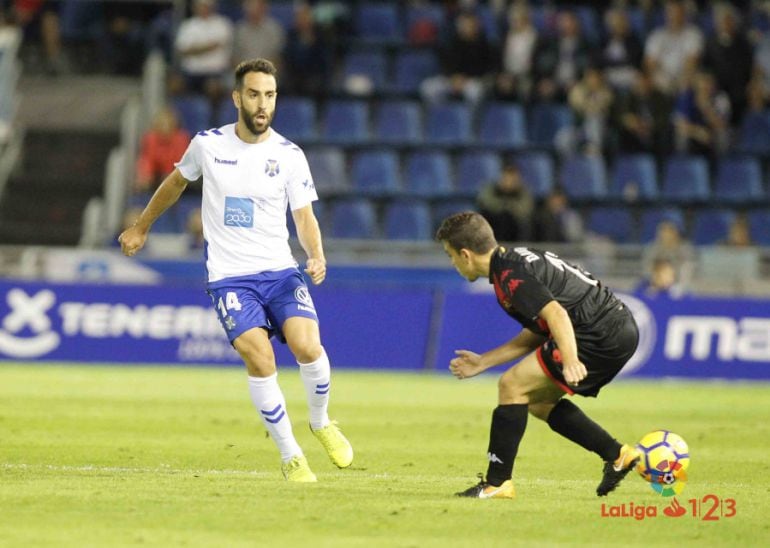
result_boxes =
[703,2,753,124]
[233,0,285,72]
[643,219,695,289]
[673,70,731,158]
[635,257,686,299]
[135,107,192,194]
[720,215,753,247]
[563,65,614,155]
[283,3,330,97]
[8,0,66,73]
[494,3,539,102]
[600,6,643,91]
[420,10,496,105]
[533,9,592,102]
[751,26,770,102]
[533,188,584,243]
[174,0,233,105]
[612,70,672,158]
[476,163,534,242]
[643,0,703,95]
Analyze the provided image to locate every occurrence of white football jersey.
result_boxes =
[175,124,317,282]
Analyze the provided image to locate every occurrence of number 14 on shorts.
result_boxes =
[217,291,242,318]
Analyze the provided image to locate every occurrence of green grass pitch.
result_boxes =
[1,363,769,547]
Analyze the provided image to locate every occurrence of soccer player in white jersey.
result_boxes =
[119,58,353,482]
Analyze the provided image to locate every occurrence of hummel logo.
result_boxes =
[487,452,503,464]
[215,157,238,165]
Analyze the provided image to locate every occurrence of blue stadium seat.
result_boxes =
[587,207,635,243]
[639,208,685,243]
[392,50,440,94]
[609,154,659,201]
[384,201,433,240]
[713,157,764,204]
[473,5,501,43]
[512,152,554,198]
[271,97,316,141]
[374,100,422,145]
[214,100,238,127]
[341,51,388,93]
[425,102,472,146]
[478,103,526,148]
[456,151,503,198]
[404,151,454,197]
[320,100,369,145]
[748,210,770,245]
[350,149,401,196]
[305,147,348,196]
[354,3,403,45]
[287,200,327,239]
[575,6,601,45]
[736,110,770,155]
[431,199,477,232]
[692,208,736,245]
[329,199,377,239]
[661,155,710,203]
[172,96,212,134]
[269,1,296,31]
[528,103,573,148]
[559,155,608,201]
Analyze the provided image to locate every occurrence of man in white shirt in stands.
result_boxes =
[119,58,353,482]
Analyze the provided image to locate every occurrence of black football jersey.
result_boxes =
[488,246,623,338]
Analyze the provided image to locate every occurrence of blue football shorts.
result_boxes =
[206,267,319,343]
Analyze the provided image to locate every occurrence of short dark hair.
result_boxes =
[435,211,497,254]
[234,58,278,89]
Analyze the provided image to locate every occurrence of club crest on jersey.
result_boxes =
[264,159,280,177]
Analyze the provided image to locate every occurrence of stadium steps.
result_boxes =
[0,129,118,245]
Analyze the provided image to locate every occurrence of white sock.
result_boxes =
[247,373,302,462]
[299,347,331,430]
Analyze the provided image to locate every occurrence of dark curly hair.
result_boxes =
[435,211,497,254]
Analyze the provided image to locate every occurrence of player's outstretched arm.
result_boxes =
[450,329,546,379]
[119,169,189,257]
[292,204,326,285]
[538,300,587,386]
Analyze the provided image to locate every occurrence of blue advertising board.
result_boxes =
[1,279,769,380]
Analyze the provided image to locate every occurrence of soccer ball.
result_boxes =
[635,430,690,485]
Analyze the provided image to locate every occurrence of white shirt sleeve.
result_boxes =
[175,136,202,181]
[286,150,318,211]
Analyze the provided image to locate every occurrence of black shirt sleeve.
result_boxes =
[499,264,554,321]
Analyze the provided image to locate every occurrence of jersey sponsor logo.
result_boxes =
[224,197,254,228]
[214,157,238,166]
[294,286,315,310]
[0,288,60,358]
[264,159,280,177]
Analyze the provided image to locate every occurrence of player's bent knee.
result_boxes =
[291,339,322,364]
[528,402,555,421]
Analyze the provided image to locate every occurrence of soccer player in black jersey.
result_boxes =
[436,211,641,499]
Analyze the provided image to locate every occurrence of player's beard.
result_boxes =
[240,105,273,137]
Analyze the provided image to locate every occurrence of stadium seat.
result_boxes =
[748,210,770,245]
[511,151,554,198]
[329,199,377,239]
[737,110,770,155]
[172,96,212,134]
[478,102,527,149]
[383,201,433,240]
[456,151,503,198]
[405,4,446,43]
[349,149,401,196]
[609,154,659,201]
[268,1,296,31]
[528,103,573,148]
[639,208,685,243]
[320,99,369,145]
[392,50,440,94]
[287,200,327,238]
[691,208,736,245]
[374,100,422,145]
[341,50,388,94]
[661,155,710,203]
[558,155,608,201]
[305,147,349,196]
[214,100,238,127]
[713,157,764,204]
[425,102,472,146]
[431,199,477,232]
[586,207,635,243]
[271,96,316,142]
[575,6,601,45]
[474,5,501,43]
[404,151,454,197]
[354,3,403,45]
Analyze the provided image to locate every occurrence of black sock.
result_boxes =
[546,399,621,461]
[485,404,528,486]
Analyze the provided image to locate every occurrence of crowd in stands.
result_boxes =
[4,0,770,289]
